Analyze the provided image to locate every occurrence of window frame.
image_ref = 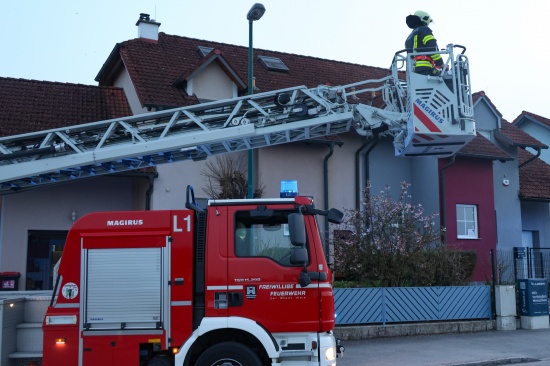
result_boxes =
[456,204,478,239]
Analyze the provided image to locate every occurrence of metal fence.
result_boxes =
[493,248,550,284]
[333,286,492,325]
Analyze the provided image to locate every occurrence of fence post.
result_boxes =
[490,249,497,318]
[381,287,386,326]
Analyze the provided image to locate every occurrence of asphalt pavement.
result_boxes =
[336,328,550,366]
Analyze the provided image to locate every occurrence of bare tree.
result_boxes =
[201,153,264,199]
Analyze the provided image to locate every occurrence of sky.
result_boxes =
[1,0,549,122]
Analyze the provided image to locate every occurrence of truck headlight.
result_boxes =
[325,346,336,361]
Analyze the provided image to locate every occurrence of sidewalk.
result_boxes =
[337,328,550,366]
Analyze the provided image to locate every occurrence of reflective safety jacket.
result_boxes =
[405,25,443,74]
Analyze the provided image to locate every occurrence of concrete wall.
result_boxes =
[0,177,134,288]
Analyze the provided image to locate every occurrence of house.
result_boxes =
[1,14,548,287]
[513,111,550,164]
[512,111,550,254]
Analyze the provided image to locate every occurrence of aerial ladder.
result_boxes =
[0,44,475,195]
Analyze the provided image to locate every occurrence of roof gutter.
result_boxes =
[519,147,542,168]
[355,139,378,210]
[323,141,344,249]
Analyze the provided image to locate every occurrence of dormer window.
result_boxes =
[258,56,289,73]
[197,46,214,57]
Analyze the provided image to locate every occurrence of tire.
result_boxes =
[147,355,173,366]
[195,342,263,366]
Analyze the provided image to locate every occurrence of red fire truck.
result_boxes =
[43,186,344,365]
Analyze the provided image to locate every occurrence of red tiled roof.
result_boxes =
[456,133,513,161]
[496,120,547,148]
[513,110,550,128]
[97,33,391,109]
[0,77,132,137]
[518,148,550,201]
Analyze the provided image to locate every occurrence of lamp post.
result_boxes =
[246,3,265,198]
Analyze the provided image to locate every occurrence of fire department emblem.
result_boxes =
[62,282,78,299]
[246,286,257,300]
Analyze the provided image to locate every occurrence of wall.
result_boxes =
[191,63,237,101]
[0,177,133,288]
[473,100,500,134]
[0,298,25,366]
[521,200,550,248]
[258,132,360,211]
[492,157,523,251]
[114,68,148,115]
[151,159,222,209]
[410,157,440,218]
[441,158,496,282]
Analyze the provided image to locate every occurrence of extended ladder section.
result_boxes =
[0,44,475,194]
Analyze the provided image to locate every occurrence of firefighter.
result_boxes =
[405,10,444,75]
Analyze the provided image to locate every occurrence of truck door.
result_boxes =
[226,207,321,333]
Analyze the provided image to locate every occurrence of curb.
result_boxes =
[334,320,496,341]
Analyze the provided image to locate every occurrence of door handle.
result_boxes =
[228,292,243,307]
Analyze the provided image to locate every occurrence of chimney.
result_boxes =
[136,13,161,41]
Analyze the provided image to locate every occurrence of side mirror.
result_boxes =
[327,208,344,224]
[299,271,311,287]
[288,213,306,246]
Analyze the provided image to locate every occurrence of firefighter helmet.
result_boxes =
[414,10,433,25]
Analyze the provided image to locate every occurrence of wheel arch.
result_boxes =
[175,317,279,366]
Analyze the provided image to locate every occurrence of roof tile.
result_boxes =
[0,77,131,137]
[513,110,550,128]
[457,133,513,161]
[498,119,547,148]
[519,148,550,200]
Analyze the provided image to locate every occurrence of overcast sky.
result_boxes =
[1,0,548,122]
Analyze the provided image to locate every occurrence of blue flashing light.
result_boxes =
[280,180,298,198]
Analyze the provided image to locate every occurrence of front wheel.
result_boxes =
[195,342,262,366]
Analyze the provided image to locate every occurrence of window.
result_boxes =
[27,230,67,290]
[456,204,478,239]
[234,210,302,266]
[197,45,214,57]
[258,56,289,72]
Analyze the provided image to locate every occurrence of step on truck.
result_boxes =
[42,186,345,365]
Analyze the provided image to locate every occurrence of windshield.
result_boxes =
[234,210,305,266]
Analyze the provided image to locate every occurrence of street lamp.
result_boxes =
[247,3,265,198]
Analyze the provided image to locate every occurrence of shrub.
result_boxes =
[333,181,475,287]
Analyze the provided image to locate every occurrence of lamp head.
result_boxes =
[247,3,266,21]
